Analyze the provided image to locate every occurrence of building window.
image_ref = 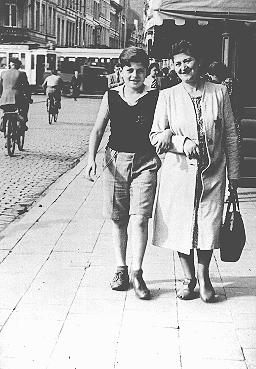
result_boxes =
[53,9,56,35]
[62,19,65,45]
[57,18,60,45]
[41,4,45,32]
[30,0,35,29]
[4,4,17,27]
[36,1,40,31]
[49,7,52,34]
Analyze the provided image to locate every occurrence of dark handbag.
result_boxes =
[220,189,246,262]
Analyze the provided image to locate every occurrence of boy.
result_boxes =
[85,47,161,299]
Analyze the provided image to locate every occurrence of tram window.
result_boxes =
[20,53,25,69]
[59,58,76,73]
[47,53,56,71]
[31,54,35,70]
[9,53,19,60]
[76,57,87,67]
[0,53,7,69]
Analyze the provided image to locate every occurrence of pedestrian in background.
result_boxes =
[71,70,82,101]
[85,47,161,300]
[160,67,172,90]
[107,63,124,89]
[206,60,242,156]
[150,40,240,303]
[168,69,181,87]
[160,67,181,90]
[144,62,162,90]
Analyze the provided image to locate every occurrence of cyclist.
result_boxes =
[0,58,32,132]
[42,69,63,110]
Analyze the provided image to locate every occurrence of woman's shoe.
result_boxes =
[198,279,215,303]
[130,270,150,300]
[177,277,197,300]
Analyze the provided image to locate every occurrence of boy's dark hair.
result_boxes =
[119,47,149,69]
[148,62,160,72]
[208,61,228,82]
[170,40,200,60]
[51,69,57,75]
[114,62,121,68]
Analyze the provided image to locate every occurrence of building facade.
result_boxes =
[125,0,145,47]
[0,0,128,48]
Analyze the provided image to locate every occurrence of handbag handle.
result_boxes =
[227,187,240,213]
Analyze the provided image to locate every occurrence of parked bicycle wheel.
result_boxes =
[5,117,15,156]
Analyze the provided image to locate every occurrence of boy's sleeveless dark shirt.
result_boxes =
[107,89,159,153]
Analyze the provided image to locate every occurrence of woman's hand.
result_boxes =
[85,160,97,182]
[155,129,173,154]
[183,138,199,159]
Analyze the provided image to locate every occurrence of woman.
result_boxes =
[85,47,161,300]
[150,40,240,303]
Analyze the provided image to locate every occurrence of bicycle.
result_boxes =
[47,96,59,124]
[2,109,25,156]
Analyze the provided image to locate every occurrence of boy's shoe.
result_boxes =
[110,268,129,291]
[130,269,150,300]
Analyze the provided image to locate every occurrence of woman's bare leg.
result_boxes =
[197,249,215,302]
[177,251,197,300]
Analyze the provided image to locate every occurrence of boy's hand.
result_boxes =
[85,160,97,181]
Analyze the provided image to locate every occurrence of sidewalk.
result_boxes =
[0,139,255,369]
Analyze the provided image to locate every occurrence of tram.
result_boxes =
[0,45,58,92]
[56,47,122,94]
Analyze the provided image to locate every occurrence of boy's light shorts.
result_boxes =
[103,147,161,220]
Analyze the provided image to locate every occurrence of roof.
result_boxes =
[146,0,256,30]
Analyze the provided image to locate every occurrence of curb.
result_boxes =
[0,133,108,251]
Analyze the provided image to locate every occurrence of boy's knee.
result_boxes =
[130,214,148,228]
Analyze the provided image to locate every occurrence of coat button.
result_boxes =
[208,138,213,145]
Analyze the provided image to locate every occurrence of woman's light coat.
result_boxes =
[150,82,240,254]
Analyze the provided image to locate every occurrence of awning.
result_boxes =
[146,0,256,30]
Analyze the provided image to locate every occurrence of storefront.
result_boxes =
[145,0,256,186]
[145,0,256,108]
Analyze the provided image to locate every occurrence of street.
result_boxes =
[0,95,102,233]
